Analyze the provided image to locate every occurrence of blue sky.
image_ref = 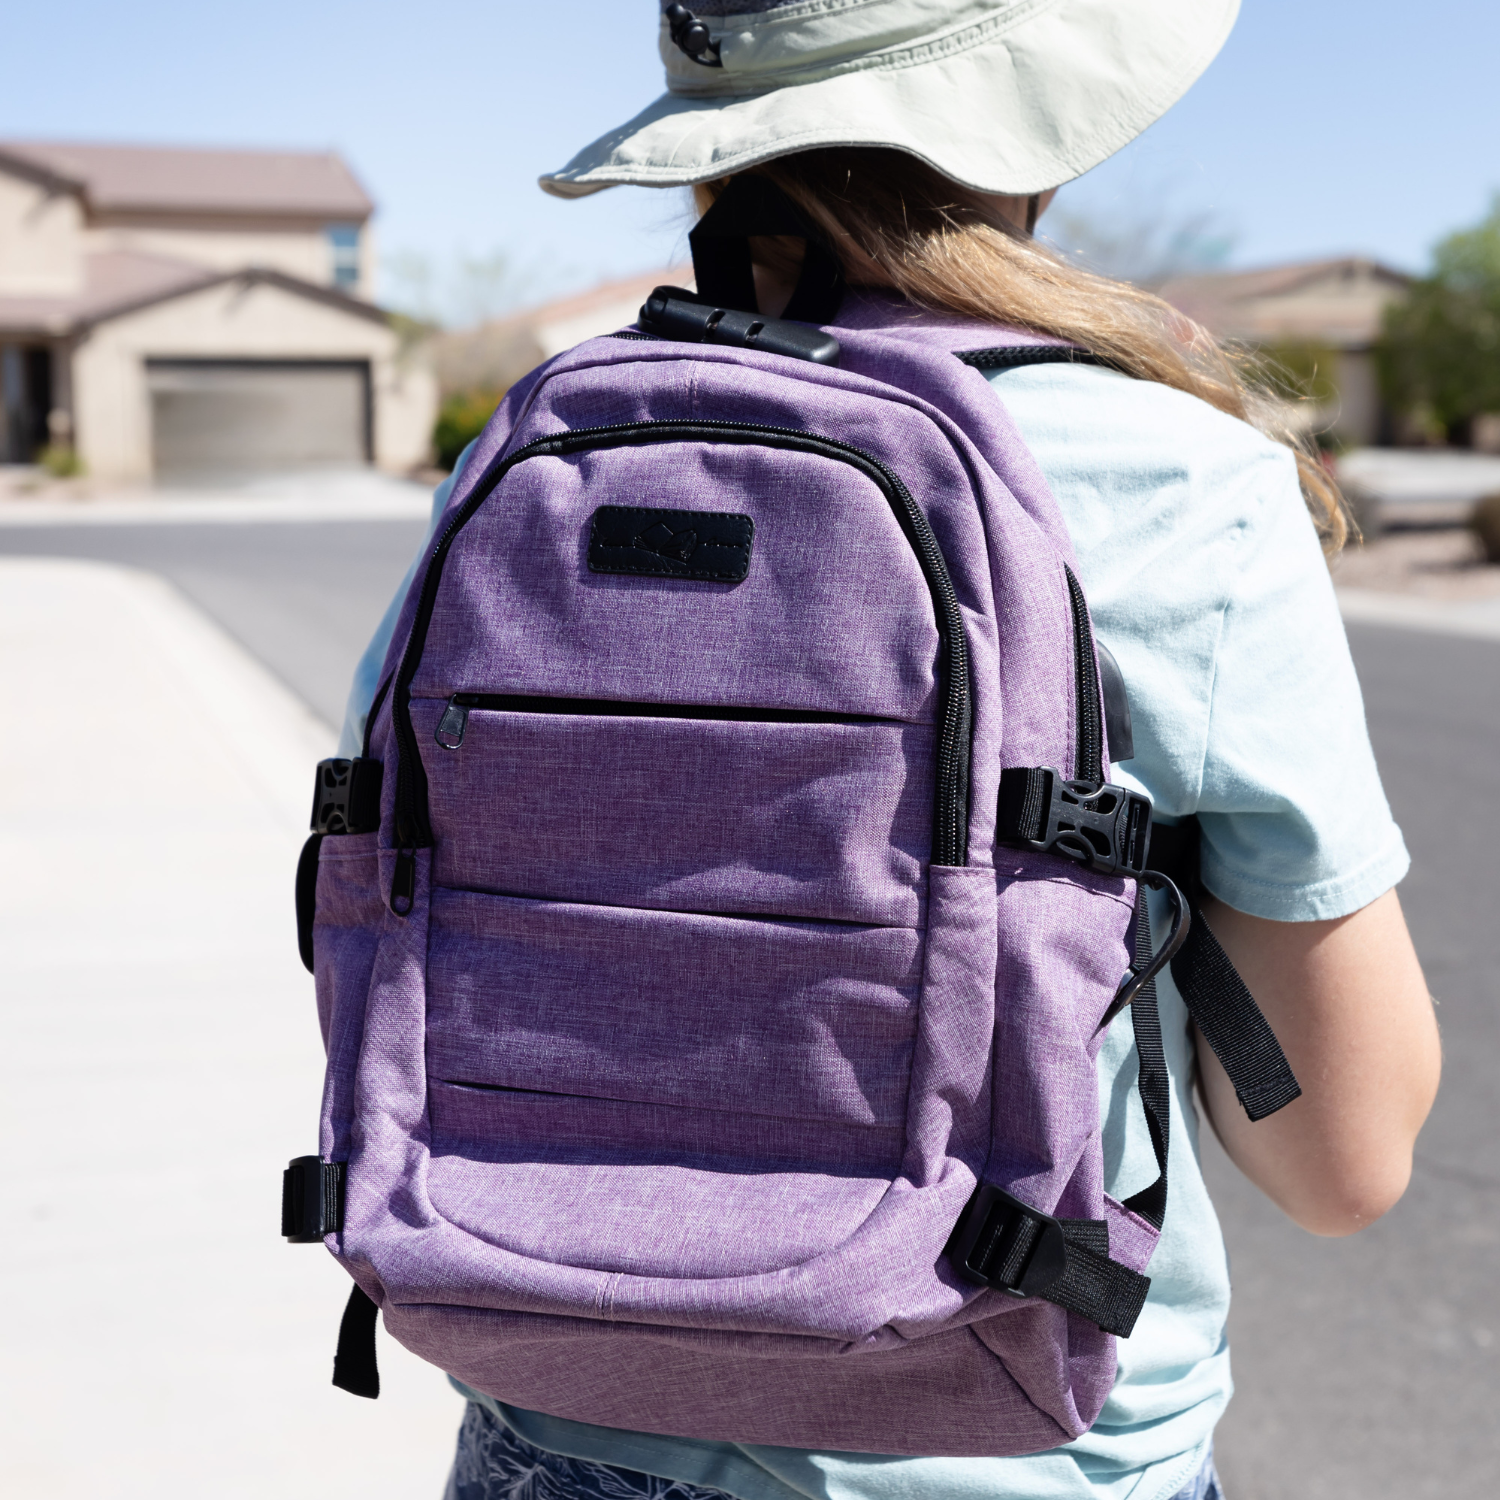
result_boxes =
[5,1,1496,314]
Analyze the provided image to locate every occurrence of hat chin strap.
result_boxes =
[688,176,846,324]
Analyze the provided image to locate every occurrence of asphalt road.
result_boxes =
[1203,624,1500,1500]
[4,519,1496,1497]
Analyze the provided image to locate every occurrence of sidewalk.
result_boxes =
[1335,585,1500,641]
[0,558,460,1498]
[0,465,435,527]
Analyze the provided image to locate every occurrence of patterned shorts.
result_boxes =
[444,1400,1225,1500]
[445,1402,730,1500]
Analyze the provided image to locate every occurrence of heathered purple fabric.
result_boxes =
[316,293,1147,1455]
[411,700,935,926]
[425,887,923,1127]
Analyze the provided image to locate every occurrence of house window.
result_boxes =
[327,225,361,292]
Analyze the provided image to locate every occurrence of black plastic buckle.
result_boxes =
[1000,767,1151,877]
[310,758,383,835]
[282,1156,345,1242]
[948,1184,1068,1299]
[638,287,841,366]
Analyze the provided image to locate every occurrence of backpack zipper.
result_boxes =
[361,672,394,759]
[432,692,905,749]
[387,420,972,889]
[955,346,1120,374]
[1063,564,1104,784]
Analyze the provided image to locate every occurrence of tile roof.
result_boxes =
[431,266,692,392]
[515,266,694,333]
[0,140,372,220]
[0,250,386,336]
[1158,257,1412,346]
[0,250,201,335]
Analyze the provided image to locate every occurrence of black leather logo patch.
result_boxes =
[588,506,755,582]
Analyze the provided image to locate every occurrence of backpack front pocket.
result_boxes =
[412,695,934,927]
[426,884,920,1129]
[422,883,919,1276]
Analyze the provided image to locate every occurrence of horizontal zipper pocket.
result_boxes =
[391,420,971,869]
[433,692,905,750]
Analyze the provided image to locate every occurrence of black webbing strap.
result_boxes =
[1120,893,1170,1230]
[1048,1225,1152,1339]
[1144,820,1202,901]
[1149,820,1302,1122]
[281,1156,345,1242]
[688,174,846,323]
[998,765,1051,843]
[332,1283,380,1399]
[1173,917,1303,1121]
[950,1188,1152,1338]
[1056,1218,1109,1257]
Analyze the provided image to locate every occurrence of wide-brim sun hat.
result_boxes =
[541,0,1240,200]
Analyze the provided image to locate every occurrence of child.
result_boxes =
[336,6,1439,1497]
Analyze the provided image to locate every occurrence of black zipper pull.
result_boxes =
[390,848,416,916]
[434,696,469,751]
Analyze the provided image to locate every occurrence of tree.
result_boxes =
[1377,200,1500,444]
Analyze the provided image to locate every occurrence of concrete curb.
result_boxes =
[0,479,433,528]
[1338,586,1500,643]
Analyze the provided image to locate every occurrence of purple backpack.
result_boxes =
[287,194,1298,1456]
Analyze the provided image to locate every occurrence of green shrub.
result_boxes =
[1471,492,1500,563]
[38,444,83,478]
[1259,340,1340,406]
[433,388,503,471]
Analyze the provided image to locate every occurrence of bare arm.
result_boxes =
[1194,888,1440,1237]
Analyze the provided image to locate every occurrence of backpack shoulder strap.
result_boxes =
[1145,821,1303,1122]
[927,307,1305,1124]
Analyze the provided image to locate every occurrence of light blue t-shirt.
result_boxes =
[341,366,1409,1500]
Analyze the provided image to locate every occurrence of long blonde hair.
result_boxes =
[696,149,1348,553]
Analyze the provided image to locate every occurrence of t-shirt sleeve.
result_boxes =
[987,364,1408,923]
[1191,447,1410,919]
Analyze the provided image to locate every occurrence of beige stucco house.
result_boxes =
[0,140,435,481]
[1159,257,1412,446]
[431,267,693,397]
[438,257,1414,451]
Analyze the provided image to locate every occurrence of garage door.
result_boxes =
[148,360,370,482]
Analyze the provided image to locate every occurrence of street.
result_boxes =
[1205,623,1500,1499]
[2,511,1496,1497]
